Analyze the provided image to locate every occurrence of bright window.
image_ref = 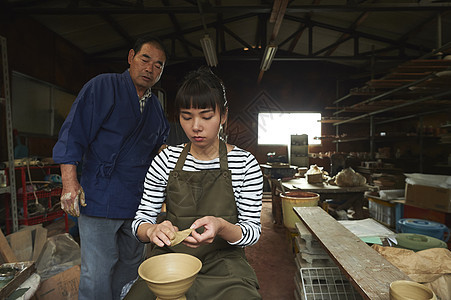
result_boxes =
[258,112,321,145]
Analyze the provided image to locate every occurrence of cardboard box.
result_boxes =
[35,265,80,300]
[306,173,322,184]
[405,183,451,213]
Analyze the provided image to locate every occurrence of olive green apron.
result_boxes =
[125,141,261,300]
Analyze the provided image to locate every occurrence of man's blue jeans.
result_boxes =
[78,214,145,300]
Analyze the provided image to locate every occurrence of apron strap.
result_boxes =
[218,140,228,170]
[174,143,190,171]
[174,140,229,171]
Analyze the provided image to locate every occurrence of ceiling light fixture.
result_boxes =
[197,0,217,67]
[260,44,278,71]
[200,34,218,67]
[436,70,451,77]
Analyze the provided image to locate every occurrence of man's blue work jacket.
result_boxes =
[53,70,170,219]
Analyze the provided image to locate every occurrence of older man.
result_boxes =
[53,36,170,300]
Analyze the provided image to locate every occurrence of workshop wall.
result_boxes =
[1,15,365,164]
[0,17,108,94]
[160,60,364,164]
[0,16,122,160]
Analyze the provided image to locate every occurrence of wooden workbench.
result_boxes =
[294,206,412,300]
[282,177,371,195]
[281,177,372,219]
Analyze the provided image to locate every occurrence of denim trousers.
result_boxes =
[78,214,145,300]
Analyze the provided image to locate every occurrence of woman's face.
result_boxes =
[179,105,226,149]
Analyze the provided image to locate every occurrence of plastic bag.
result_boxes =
[335,167,366,187]
[36,233,81,280]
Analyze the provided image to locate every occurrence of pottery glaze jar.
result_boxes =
[280,191,319,231]
[390,280,436,300]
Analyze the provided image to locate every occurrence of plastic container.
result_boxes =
[368,197,396,228]
[281,191,319,230]
[394,233,448,252]
[398,218,450,242]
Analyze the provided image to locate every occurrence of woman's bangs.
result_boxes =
[180,84,217,110]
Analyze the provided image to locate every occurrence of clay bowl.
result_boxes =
[138,253,202,300]
[390,280,436,300]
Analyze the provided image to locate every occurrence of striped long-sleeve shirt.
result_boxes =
[132,144,263,247]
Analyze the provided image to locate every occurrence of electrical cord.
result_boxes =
[25,158,46,215]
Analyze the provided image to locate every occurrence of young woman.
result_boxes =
[125,67,263,299]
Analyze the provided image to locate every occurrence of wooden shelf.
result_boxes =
[330,58,451,126]
[332,137,369,143]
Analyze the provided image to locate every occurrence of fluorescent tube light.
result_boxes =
[436,70,451,77]
[260,44,278,71]
[200,34,218,67]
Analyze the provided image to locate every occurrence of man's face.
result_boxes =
[128,42,166,96]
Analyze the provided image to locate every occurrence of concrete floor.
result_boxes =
[246,200,297,300]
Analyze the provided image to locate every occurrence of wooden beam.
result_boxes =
[325,11,369,56]
[164,0,193,56]
[270,0,288,41]
[288,0,320,52]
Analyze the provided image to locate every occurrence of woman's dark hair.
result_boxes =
[175,66,228,117]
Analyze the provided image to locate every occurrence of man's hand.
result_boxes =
[60,164,87,217]
[61,187,86,217]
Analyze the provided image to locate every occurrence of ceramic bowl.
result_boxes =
[138,253,202,300]
[390,280,436,300]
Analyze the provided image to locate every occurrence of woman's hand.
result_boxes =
[144,220,179,247]
[183,216,226,248]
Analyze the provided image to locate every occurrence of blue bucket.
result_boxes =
[398,218,450,242]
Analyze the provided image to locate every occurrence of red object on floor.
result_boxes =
[4,164,68,234]
[403,204,451,227]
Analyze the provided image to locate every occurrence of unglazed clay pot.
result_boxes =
[138,253,202,300]
[390,280,436,300]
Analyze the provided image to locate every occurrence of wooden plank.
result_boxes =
[369,79,417,84]
[294,206,411,300]
[0,261,36,299]
[384,72,432,79]
[394,65,450,72]
[7,230,33,261]
[0,229,17,263]
[32,226,48,262]
[403,59,451,66]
